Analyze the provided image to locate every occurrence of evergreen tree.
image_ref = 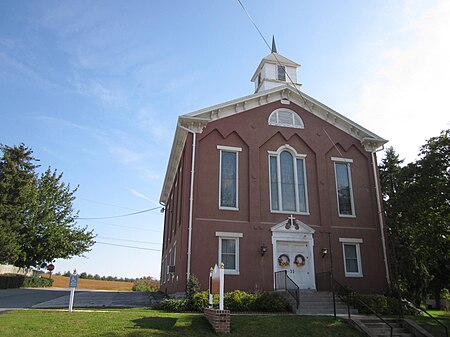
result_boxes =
[0,144,95,268]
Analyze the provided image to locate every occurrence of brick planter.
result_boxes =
[204,308,231,333]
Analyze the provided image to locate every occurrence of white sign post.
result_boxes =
[68,271,78,312]
[210,263,225,310]
[219,263,224,310]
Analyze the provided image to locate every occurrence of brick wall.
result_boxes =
[204,308,230,333]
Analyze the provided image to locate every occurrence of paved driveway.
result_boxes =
[0,288,155,310]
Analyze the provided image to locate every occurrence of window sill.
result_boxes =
[224,270,240,275]
[270,210,310,216]
[219,207,239,211]
[344,273,363,278]
[338,214,356,218]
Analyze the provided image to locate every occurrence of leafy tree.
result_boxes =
[380,130,450,307]
[0,144,95,269]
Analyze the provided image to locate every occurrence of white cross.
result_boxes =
[288,214,296,228]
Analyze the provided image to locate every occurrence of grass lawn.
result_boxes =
[408,310,450,337]
[0,309,363,337]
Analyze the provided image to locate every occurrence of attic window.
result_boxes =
[269,108,304,129]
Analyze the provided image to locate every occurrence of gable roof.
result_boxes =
[160,84,387,204]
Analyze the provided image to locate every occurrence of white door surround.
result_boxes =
[271,216,316,290]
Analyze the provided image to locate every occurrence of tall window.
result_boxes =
[216,232,242,275]
[339,238,363,277]
[269,146,308,213]
[333,158,355,216]
[277,65,286,81]
[218,146,241,210]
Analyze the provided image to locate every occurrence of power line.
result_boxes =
[77,206,162,220]
[95,241,162,252]
[97,235,161,245]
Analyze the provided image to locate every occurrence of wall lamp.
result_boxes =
[321,248,328,258]
[260,244,268,256]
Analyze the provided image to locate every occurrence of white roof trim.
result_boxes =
[159,84,388,204]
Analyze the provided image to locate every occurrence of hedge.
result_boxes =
[153,290,291,313]
[0,274,53,289]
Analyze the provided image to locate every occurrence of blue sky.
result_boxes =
[1,0,448,279]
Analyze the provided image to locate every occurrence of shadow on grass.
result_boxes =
[97,315,215,337]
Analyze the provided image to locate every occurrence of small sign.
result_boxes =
[69,274,79,288]
[47,264,55,272]
[211,265,220,294]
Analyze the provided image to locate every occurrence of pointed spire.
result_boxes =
[271,36,277,53]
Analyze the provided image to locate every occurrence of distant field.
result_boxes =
[43,274,134,291]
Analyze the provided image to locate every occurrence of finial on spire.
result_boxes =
[271,36,277,53]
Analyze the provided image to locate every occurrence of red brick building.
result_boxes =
[159,46,389,296]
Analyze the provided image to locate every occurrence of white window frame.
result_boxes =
[268,145,309,215]
[217,145,242,211]
[277,65,286,81]
[216,232,242,275]
[339,238,363,277]
[332,157,356,217]
[268,108,304,129]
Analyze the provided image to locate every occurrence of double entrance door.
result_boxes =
[275,241,315,289]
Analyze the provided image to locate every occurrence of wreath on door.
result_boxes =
[278,254,290,267]
[294,254,306,267]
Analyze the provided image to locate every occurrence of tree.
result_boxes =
[380,130,450,306]
[0,144,95,269]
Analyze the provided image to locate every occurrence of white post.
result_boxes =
[219,263,224,310]
[209,267,213,308]
[68,288,75,312]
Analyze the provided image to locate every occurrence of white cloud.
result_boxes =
[128,188,157,204]
[354,0,450,162]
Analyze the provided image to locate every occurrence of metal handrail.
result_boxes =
[402,299,448,337]
[332,275,393,337]
[274,270,300,309]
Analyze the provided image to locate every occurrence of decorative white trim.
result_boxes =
[215,232,243,238]
[339,238,363,243]
[268,145,309,214]
[271,217,316,290]
[268,108,304,129]
[217,234,242,275]
[160,85,387,204]
[334,161,356,217]
[331,157,353,163]
[340,240,363,278]
[217,145,242,152]
[218,148,239,210]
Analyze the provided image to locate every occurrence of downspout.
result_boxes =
[371,147,391,285]
[178,124,197,282]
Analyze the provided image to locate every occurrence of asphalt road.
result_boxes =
[0,288,154,310]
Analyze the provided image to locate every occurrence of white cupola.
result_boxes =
[251,37,302,93]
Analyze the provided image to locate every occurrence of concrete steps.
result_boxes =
[354,319,415,337]
[296,291,358,315]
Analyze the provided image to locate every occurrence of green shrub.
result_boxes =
[0,275,53,288]
[251,292,290,312]
[191,291,210,311]
[23,276,53,288]
[132,279,158,292]
[224,290,256,311]
[0,274,25,289]
[349,294,405,315]
[152,298,189,312]
[186,274,200,302]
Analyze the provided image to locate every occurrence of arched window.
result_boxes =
[268,108,304,129]
[269,145,308,213]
